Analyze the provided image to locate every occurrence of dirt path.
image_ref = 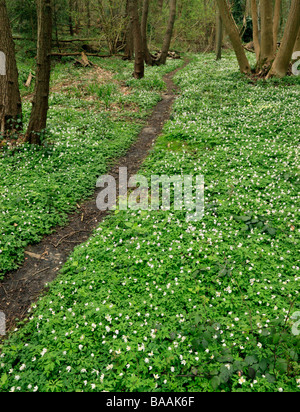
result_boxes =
[0,60,188,333]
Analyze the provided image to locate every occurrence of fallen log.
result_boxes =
[13,36,99,43]
[50,52,115,58]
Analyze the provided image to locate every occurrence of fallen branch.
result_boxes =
[21,267,51,282]
[243,45,255,53]
[50,52,116,58]
[25,251,44,259]
[25,71,34,87]
[74,52,94,67]
[13,36,99,43]
[52,230,90,248]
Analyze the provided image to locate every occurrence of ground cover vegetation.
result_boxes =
[0,56,182,278]
[0,0,299,394]
[0,52,299,392]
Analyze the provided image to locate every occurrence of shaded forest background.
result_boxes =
[6,0,294,55]
[1,0,299,143]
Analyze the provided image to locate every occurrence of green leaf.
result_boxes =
[267,227,276,236]
[241,215,252,222]
[258,359,268,372]
[276,359,288,374]
[245,355,258,366]
[272,333,281,344]
[248,367,256,379]
[265,373,276,384]
[210,376,221,390]
[0,373,8,387]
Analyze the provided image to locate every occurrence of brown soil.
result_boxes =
[0,60,189,333]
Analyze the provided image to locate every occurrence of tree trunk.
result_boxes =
[141,0,155,65]
[251,0,260,61]
[25,0,52,144]
[216,0,251,74]
[85,0,90,34]
[268,0,300,78]
[74,0,80,35]
[124,0,134,60]
[215,10,223,60]
[0,0,22,135]
[129,0,145,79]
[69,0,74,36]
[259,0,274,66]
[273,0,281,53]
[293,28,300,53]
[157,0,177,65]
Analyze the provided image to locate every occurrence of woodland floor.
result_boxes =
[0,60,188,332]
[0,52,299,393]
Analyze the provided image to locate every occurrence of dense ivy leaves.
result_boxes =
[0,53,299,392]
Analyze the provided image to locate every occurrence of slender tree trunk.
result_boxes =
[251,0,260,61]
[259,0,274,66]
[0,0,22,135]
[215,10,223,60]
[129,0,145,79]
[157,0,177,65]
[74,0,80,35]
[69,0,74,36]
[268,0,300,78]
[141,0,154,65]
[293,28,300,53]
[25,0,52,144]
[85,0,90,34]
[273,0,281,53]
[216,0,251,74]
[124,0,134,60]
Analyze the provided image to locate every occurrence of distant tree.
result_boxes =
[215,9,223,60]
[0,0,22,135]
[157,0,177,65]
[68,0,74,36]
[129,0,145,78]
[273,0,281,54]
[141,0,155,65]
[216,0,251,74]
[124,0,134,60]
[25,0,52,144]
[251,0,260,60]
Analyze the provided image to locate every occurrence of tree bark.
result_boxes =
[0,0,22,135]
[25,0,52,144]
[273,0,281,53]
[293,28,300,53]
[69,0,74,36]
[85,0,91,33]
[216,0,251,74]
[123,0,134,60]
[129,0,145,79]
[259,0,274,66]
[251,0,260,61]
[157,0,177,65]
[215,9,223,61]
[141,0,155,65]
[268,0,300,78]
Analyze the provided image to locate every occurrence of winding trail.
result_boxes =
[0,60,189,333]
